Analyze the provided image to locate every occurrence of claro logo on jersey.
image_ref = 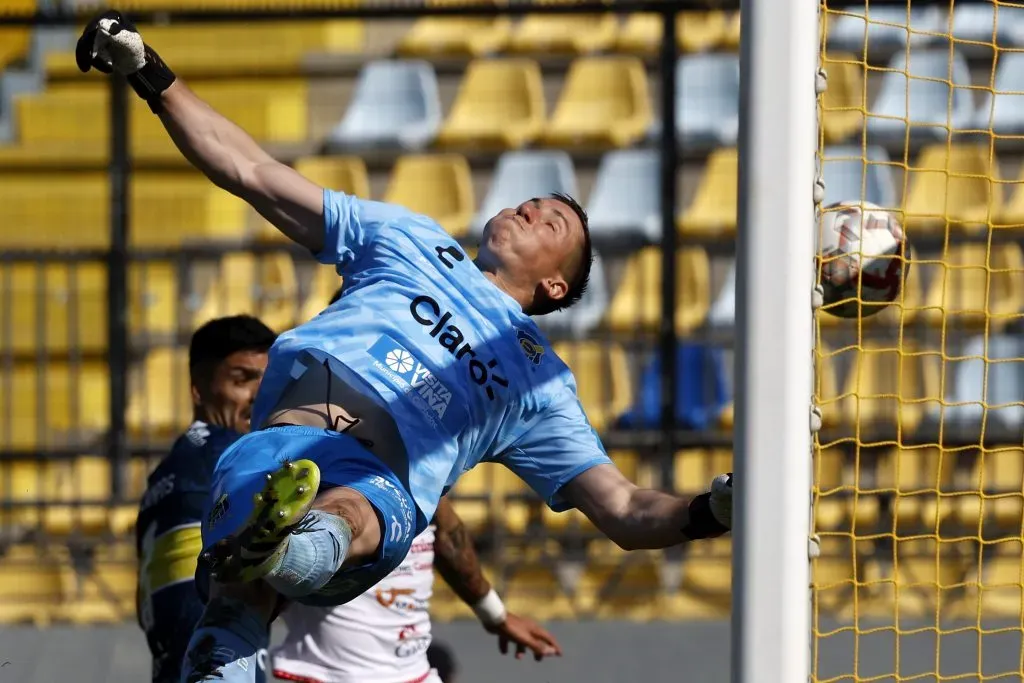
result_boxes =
[410,295,509,400]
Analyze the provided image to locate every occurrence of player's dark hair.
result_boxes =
[427,642,458,683]
[189,315,277,382]
[532,191,593,316]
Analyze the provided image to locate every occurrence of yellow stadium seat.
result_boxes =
[503,564,575,621]
[680,536,732,615]
[450,462,533,535]
[872,539,972,618]
[876,447,963,530]
[811,535,857,616]
[678,148,738,237]
[920,243,1024,329]
[821,53,866,144]
[552,342,633,434]
[0,363,109,452]
[605,247,711,334]
[814,447,853,531]
[977,543,1024,619]
[6,80,308,164]
[904,144,1003,234]
[838,342,942,434]
[722,11,742,49]
[130,261,180,340]
[301,266,343,322]
[0,460,45,532]
[437,59,545,150]
[0,545,64,626]
[42,457,118,536]
[399,17,512,57]
[957,448,1024,530]
[0,1,33,71]
[131,173,250,247]
[615,13,663,53]
[617,12,729,53]
[447,464,491,535]
[510,14,617,54]
[0,262,107,355]
[258,156,370,243]
[383,155,475,239]
[194,253,300,332]
[58,543,137,624]
[815,340,843,429]
[46,21,363,78]
[543,57,652,149]
[127,348,193,437]
[674,449,733,495]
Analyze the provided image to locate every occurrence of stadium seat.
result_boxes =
[587,150,661,247]
[814,341,844,429]
[998,159,1024,226]
[0,545,64,626]
[676,54,740,148]
[470,151,577,240]
[606,247,711,335]
[535,252,609,339]
[0,262,107,355]
[617,342,726,431]
[875,447,962,529]
[301,266,343,322]
[0,0,33,71]
[617,12,727,53]
[436,59,545,150]
[503,564,575,621]
[838,342,942,434]
[398,16,512,57]
[383,154,475,239]
[903,144,1002,233]
[920,244,1024,329]
[58,543,137,624]
[45,21,364,78]
[449,462,531,535]
[584,560,665,620]
[820,53,867,144]
[930,335,1024,440]
[609,249,700,335]
[957,447,1024,530]
[509,13,617,54]
[826,6,946,52]
[677,148,737,237]
[195,253,301,333]
[811,535,857,616]
[814,447,854,531]
[722,11,742,49]
[679,536,732,611]
[552,342,633,434]
[542,57,652,149]
[950,2,1024,46]
[0,460,46,532]
[821,145,897,208]
[328,60,441,151]
[41,457,120,536]
[674,449,732,495]
[867,49,974,145]
[8,80,309,163]
[127,348,193,437]
[130,261,181,340]
[977,53,1024,137]
[977,542,1024,619]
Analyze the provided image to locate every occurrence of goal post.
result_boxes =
[733,0,819,681]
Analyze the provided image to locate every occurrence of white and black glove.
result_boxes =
[75,10,176,113]
[681,473,732,540]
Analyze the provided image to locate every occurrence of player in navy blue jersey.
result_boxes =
[136,316,277,683]
[79,12,733,683]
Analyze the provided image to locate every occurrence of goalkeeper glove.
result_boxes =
[75,9,176,113]
[681,473,732,540]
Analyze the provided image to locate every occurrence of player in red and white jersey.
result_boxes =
[272,498,560,683]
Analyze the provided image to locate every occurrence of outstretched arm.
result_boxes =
[561,464,732,551]
[433,498,561,661]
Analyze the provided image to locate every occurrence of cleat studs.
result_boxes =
[278,510,287,519]
[297,486,307,495]
[284,461,293,470]
[254,493,264,503]
[298,468,309,480]
[266,473,273,482]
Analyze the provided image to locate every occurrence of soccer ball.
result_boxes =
[816,201,909,319]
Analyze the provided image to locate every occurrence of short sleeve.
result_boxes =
[498,390,612,512]
[316,189,417,272]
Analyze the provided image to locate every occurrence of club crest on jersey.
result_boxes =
[516,328,545,365]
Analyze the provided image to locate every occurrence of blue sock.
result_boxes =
[180,597,267,683]
[263,509,352,598]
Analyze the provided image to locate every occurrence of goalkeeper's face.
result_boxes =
[479,196,585,313]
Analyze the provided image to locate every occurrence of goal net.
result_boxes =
[814,2,1024,680]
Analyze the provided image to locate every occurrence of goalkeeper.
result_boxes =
[77,12,733,683]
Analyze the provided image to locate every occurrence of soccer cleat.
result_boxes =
[206,459,321,584]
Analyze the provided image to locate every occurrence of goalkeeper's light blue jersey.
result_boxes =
[250,189,611,525]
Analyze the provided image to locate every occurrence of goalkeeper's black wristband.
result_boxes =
[681,492,729,540]
[127,45,176,114]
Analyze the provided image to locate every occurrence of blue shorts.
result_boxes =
[201,426,417,607]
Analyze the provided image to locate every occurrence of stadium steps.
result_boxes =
[44,21,364,79]
[0,79,310,165]
[398,15,512,57]
[0,363,109,452]
[57,542,136,624]
[605,247,711,334]
[542,56,652,149]
[436,58,545,150]
[383,154,474,239]
[552,342,633,435]
[0,171,249,249]
[0,544,64,626]
[677,147,737,237]
[919,243,1024,329]
[509,14,618,55]
[903,144,1003,234]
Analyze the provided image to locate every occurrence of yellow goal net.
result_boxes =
[814,1,1024,680]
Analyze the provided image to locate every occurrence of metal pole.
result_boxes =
[658,4,679,487]
[108,75,130,500]
[732,0,817,680]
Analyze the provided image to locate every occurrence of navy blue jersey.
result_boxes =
[135,421,267,683]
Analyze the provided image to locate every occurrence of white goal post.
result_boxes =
[732,0,819,681]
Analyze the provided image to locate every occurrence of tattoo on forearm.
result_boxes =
[434,518,491,605]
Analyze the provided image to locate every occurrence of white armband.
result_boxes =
[471,589,507,627]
